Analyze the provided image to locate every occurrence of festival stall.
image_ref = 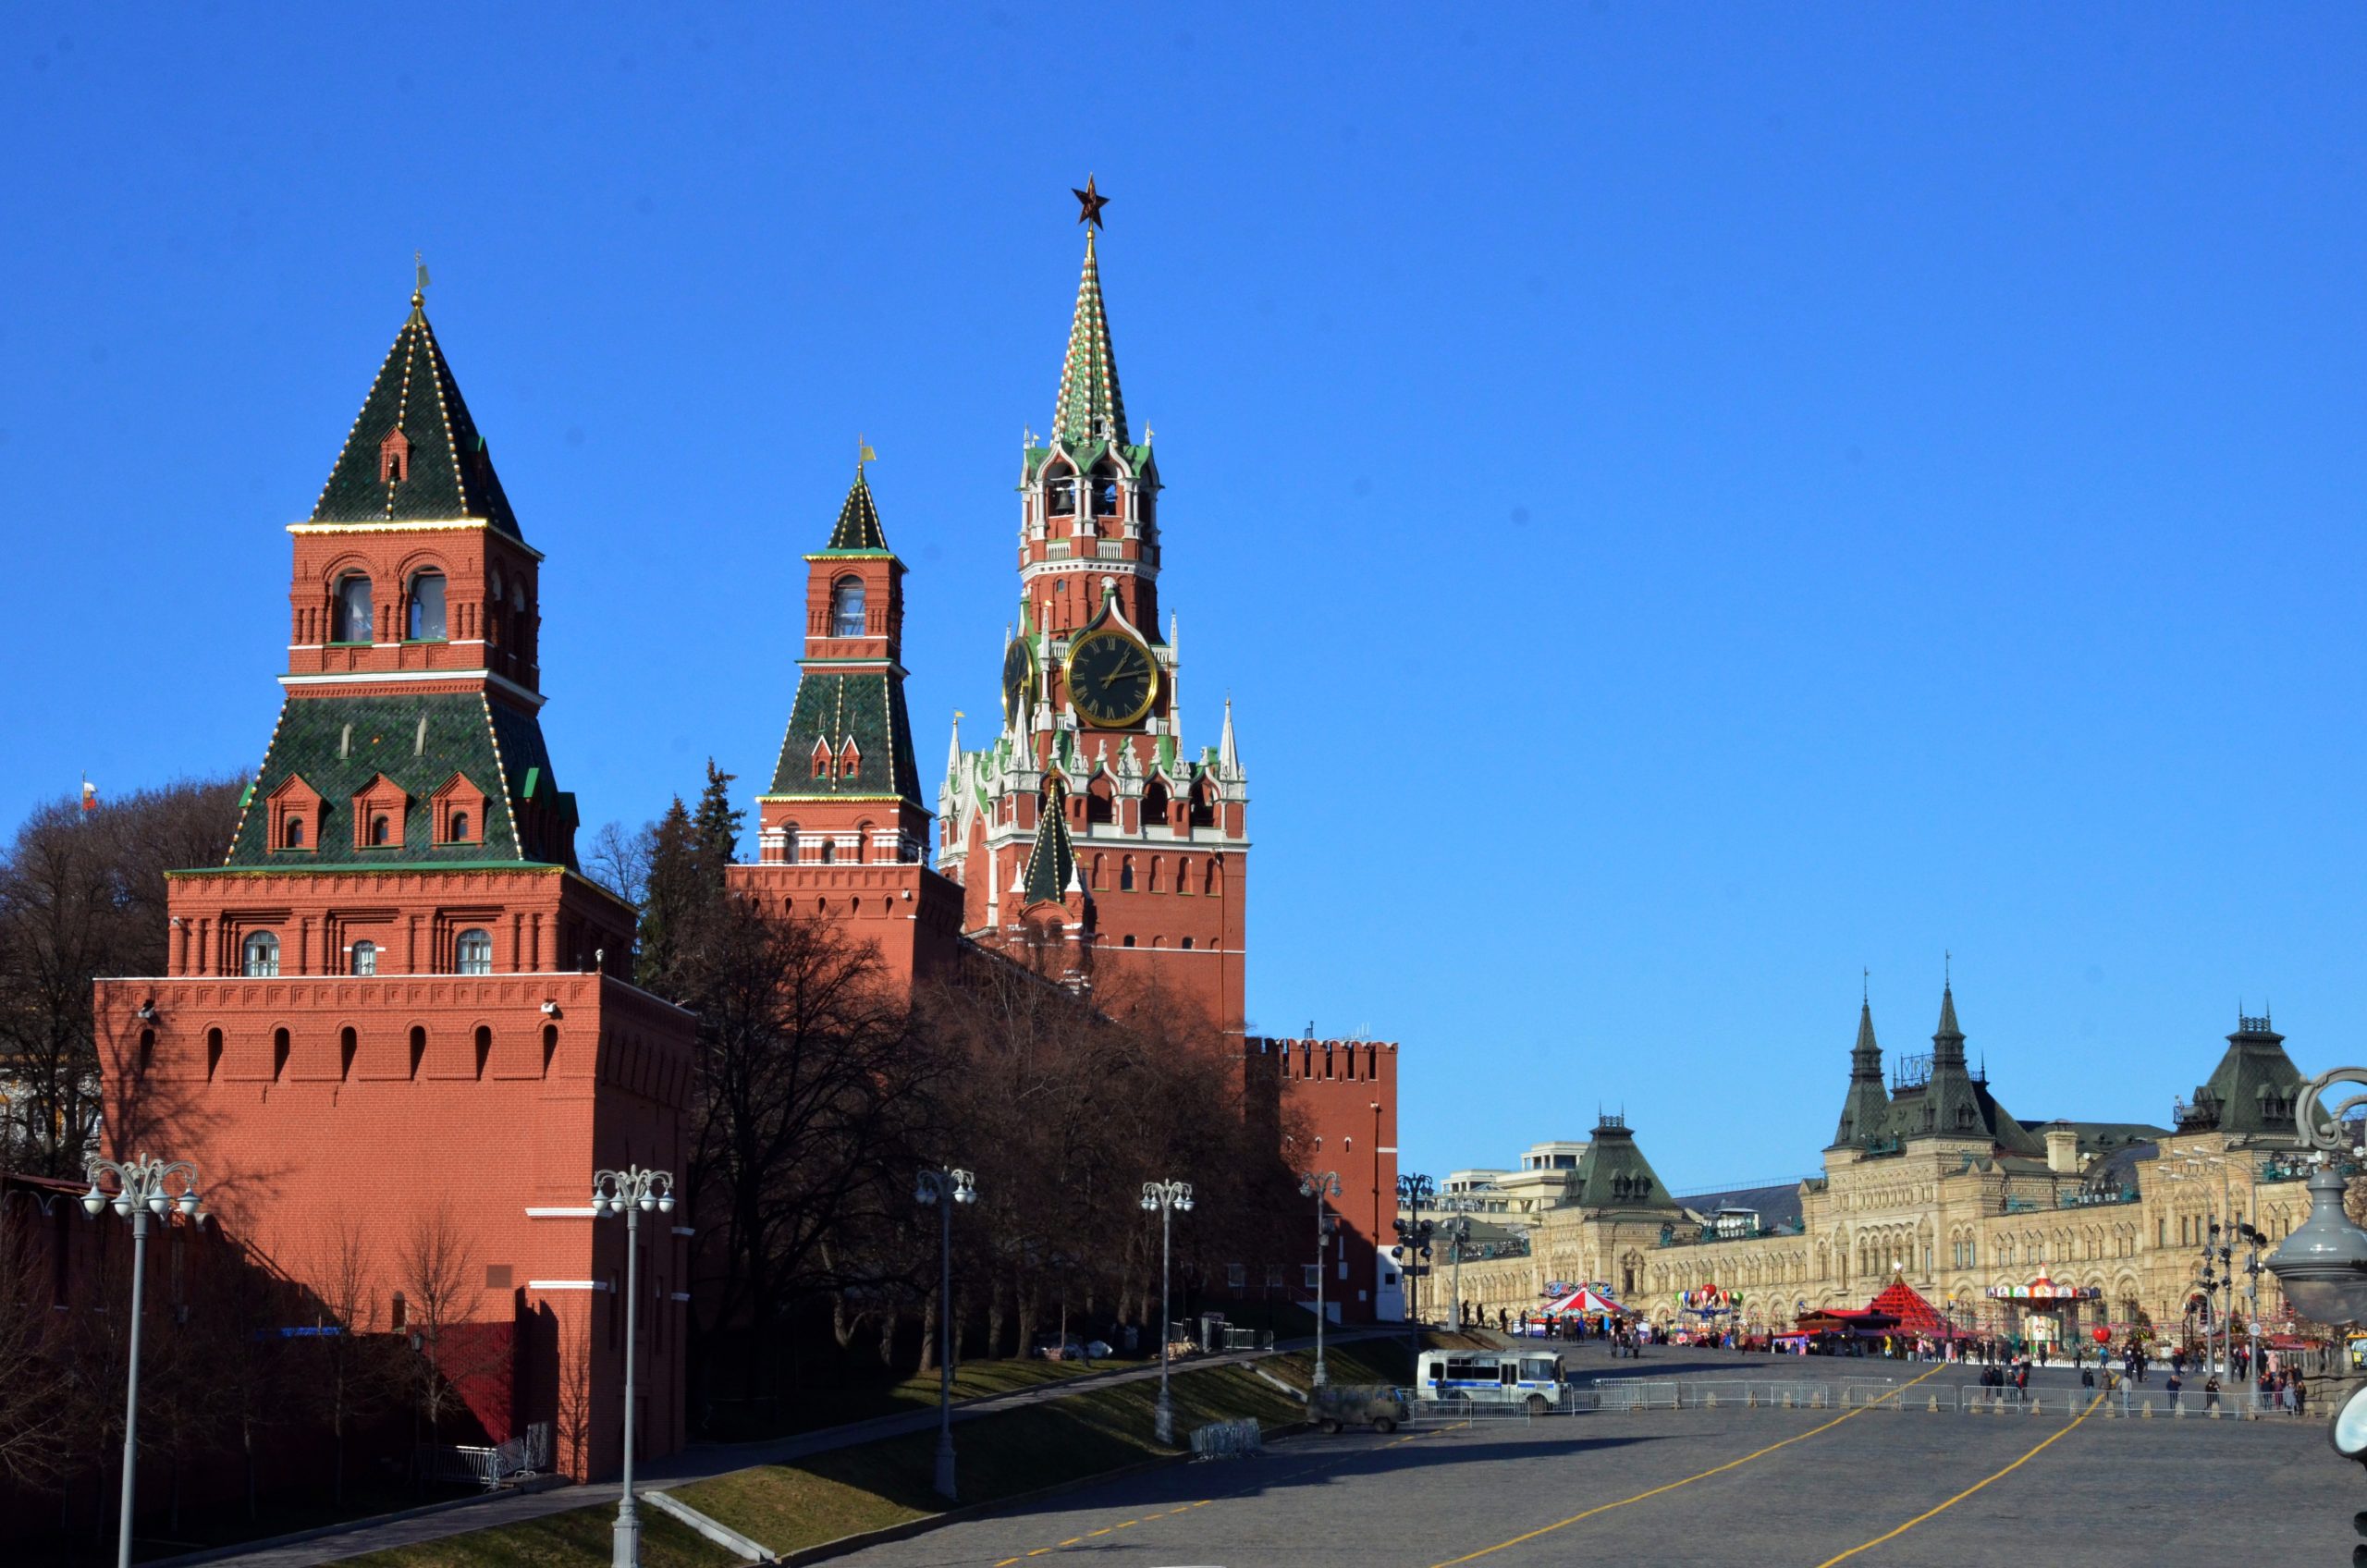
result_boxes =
[1983,1274,2101,1345]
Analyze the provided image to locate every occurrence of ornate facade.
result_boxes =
[1457,986,2321,1345]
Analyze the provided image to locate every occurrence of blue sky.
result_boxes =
[5,6,2363,1192]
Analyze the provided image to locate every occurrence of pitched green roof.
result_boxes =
[2181,1017,2320,1137]
[764,670,923,805]
[1833,1001,1894,1148]
[827,470,889,550]
[223,692,575,870]
[311,298,521,537]
[1574,1119,1677,1211]
[1021,786,1077,905]
[1051,231,1127,447]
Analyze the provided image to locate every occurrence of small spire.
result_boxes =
[827,468,889,550]
[1219,695,1240,774]
[946,712,963,779]
[412,250,429,310]
[1051,227,1127,447]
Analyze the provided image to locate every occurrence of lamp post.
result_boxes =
[914,1166,976,1500]
[81,1154,205,1568]
[592,1165,674,1568]
[1140,1180,1194,1443]
[1439,1212,1472,1332]
[2165,1154,2249,1378]
[1297,1171,1339,1389]
[1396,1171,1436,1367]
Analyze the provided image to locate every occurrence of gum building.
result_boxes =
[1455,986,2323,1347]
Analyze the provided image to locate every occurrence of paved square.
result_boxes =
[827,1352,2362,1567]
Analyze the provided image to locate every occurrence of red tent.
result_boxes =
[1864,1276,1959,1338]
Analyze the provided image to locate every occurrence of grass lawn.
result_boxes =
[703,1354,1118,1441]
[337,1329,1468,1567]
[341,1505,742,1568]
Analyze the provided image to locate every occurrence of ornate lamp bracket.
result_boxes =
[2294,1067,2367,1156]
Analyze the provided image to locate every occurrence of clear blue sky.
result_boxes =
[6,6,2363,1192]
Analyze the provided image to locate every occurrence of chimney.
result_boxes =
[2043,1128,2080,1175]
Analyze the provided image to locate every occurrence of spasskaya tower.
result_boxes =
[938,202,1248,1026]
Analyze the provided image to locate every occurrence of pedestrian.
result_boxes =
[2166,1371,2182,1413]
[2294,1377,2309,1416]
[2204,1374,2220,1412]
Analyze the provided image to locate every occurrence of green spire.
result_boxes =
[310,295,520,537]
[827,468,889,550]
[1050,230,1128,447]
[1021,784,1078,905]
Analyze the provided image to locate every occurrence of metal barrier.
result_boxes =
[1190,1417,1264,1459]
[416,1420,552,1489]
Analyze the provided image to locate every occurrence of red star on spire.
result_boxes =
[1072,175,1110,229]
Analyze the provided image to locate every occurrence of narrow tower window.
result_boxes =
[831,576,867,637]
[333,574,374,643]
[351,939,377,976]
[455,927,493,975]
[407,571,448,640]
[241,932,280,978]
[284,815,305,850]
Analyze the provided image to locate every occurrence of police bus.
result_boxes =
[1415,1348,1568,1413]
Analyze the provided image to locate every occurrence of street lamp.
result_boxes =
[2266,1066,2367,1328]
[1297,1171,1339,1389]
[1140,1180,1193,1443]
[914,1166,976,1500]
[1437,1211,1472,1332]
[81,1153,205,1568]
[592,1165,674,1568]
[1396,1171,1436,1367]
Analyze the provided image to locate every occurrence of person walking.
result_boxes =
[2204,1374,2221,1413]
[2165,1370,2183,1413]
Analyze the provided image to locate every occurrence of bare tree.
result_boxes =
[0,1233,71,1491]
[583,819,655,911]
[392,1202,500,1468]
[0,777,240,1177]
[307,1218,392,1507]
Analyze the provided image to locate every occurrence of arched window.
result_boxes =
[1091,853,1106,889]
[285,815,305,849]
[241,932,280,977]
[1204,859,1220,896]
[407,571,448,640]
[831,576,867,637]
[1148,857,1163,893]
[1144,779,1170,828]
[1120,855,1135,890]
[1122,934,1136,948]
[450,811,470,842]
[819,840,835,864]
[350,939,377,976]
[1046,461,1076,517]
[333,574,374,643]
[370,815,392,846]
[1181,936,1195,949]
[1175,856,1194,894]
[1091,463,1120,517]
[455,927,493,975]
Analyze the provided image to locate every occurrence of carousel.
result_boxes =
[1984,1274,2102,1347]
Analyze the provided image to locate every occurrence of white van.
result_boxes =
[1416,1349,1568,1413]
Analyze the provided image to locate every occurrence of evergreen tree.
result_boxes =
[635,795,700,998]
[690,759,742,891]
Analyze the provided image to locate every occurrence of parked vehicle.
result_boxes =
[1416,1348,1567,1415]
[1312,1384,1408,1434]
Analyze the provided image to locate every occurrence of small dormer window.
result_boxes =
[371,815,391,846]
[450,811,470,841]
[831,576,866,638]
[285,815,305,849]
[812,741,831,780]
[840,742,861,781]
[379,427,411,484]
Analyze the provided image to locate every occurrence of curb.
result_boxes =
[143,1476,577,1568]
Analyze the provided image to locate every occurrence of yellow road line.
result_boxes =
[1809,1390,2105,1566]
[1427,1366,1948,1568]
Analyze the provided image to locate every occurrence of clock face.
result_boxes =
[1064,628,1158,729]
[1002,638,1035,723]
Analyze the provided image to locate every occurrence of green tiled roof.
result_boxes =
[1832,1001,1893,1147]
[1575,1121,1676,1210]
[2183,1018,2320,1137]
[223,692,575,869]
[1021,786,1076,905]
[826,470,889,550]
[764,670,923,805]
[311,300,521,538]
[1051,231,1127,447]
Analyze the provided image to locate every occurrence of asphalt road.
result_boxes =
[822,1348,2361,1568]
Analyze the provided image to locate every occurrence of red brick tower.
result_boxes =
[937,230,1249,1025]
[92,281,693,1478]
[729,469,963,978]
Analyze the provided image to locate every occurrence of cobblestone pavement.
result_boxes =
[823,1348,2361,1568]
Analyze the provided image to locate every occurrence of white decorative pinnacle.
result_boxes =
[1219,696,1240,777]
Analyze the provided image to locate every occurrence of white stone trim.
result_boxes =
[277,667,547,711]
[527,1280,612,1292]
[524,1207,600,1219]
